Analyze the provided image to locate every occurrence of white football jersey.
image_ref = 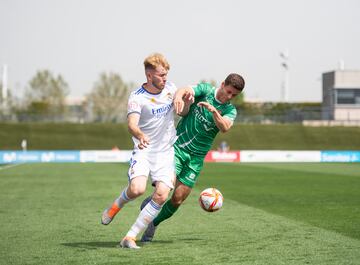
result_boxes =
[127,81,177,152]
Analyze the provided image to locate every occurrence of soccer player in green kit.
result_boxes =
[140,73,245,242]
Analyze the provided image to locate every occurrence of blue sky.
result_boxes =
[1,0,359,102]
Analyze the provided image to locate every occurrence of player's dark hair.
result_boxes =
[224,73,245,91]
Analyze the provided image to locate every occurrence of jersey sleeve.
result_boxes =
[166,81,177,96]
[127,93,142,116]
[191,83,214,97]
[223,105,237,122]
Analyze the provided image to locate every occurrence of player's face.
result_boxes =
[150,66,168,91]
[216,83,241,103]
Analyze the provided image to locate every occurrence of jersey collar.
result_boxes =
[142,83,163,95]
[214,88,223,104]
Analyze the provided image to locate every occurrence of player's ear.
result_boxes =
[145,69,152,81]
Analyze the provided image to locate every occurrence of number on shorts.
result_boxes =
[129,159,137,169]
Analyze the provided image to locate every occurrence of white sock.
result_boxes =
[126,199,161,238]
[116,188,132,208]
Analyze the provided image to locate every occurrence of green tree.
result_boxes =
[0,82,16,119]
[87,72,132,122]
[25,70,69,117]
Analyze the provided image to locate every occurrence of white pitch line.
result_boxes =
[0,163,25,171]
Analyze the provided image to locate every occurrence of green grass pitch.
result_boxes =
[0,162,359,265]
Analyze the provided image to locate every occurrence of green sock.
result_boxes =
[153,200,179,226]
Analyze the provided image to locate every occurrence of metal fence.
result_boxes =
[236,108,323,124]
[1,106,359,125]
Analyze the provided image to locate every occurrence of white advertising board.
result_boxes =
[80,151,132,163]
[240,151,321,163]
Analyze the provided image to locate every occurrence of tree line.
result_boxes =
[0,70,133,122]
[0,70,320,123]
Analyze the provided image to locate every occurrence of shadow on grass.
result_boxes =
[62,238,201,249]
[62,241,119,249]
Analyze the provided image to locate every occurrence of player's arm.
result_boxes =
[174,86,195,116]
[197,102,233,133]
[127,113,149,149]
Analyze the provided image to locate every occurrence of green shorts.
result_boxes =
[174,144,205,188]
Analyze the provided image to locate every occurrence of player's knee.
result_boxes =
[128,184,146,198]
[170,195,185,207]
[128,189,145,199]
[134,189,146,198]
[152,191,169,205]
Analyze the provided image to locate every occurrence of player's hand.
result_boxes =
[183,91,194,104]
[197,102,218,113]
[138,134,150,149]
[174,91,194,115]
[174,97,185,115]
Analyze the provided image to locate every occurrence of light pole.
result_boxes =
[2,64,8,111]
[280,50,289,102]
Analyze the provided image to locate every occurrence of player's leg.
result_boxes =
[141,180,192,242]
[140,195,152,210]
[101,188,129,225]
[121,149,174,248]
[139,148,178,212]
[152,149,200,226]
[102,152,149,225]
[157,180,192,224]
[121,181,171,248]
[141,150,203,242]
[102,176,147,225]
[118,176,150,249]
[126,181,171,237]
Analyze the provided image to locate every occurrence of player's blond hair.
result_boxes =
[144,53,170,71]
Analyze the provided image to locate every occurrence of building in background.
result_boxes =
[322,70,360,121]
[64,96,88,123]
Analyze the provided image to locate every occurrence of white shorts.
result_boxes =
[127,147,175,189]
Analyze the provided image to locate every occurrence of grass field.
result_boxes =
[0,162,359,265]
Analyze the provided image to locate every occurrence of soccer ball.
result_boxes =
[199,188,223,212]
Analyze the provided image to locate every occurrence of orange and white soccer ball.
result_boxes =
[199,188,223,212]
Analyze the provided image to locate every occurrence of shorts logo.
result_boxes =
[188,173,196,180]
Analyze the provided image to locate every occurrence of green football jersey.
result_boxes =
[175,83,237,156]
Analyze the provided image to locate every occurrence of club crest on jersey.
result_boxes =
[128,101,139,111]
[150,98,156,103]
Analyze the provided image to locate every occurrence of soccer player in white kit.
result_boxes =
[101,53,177,249]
